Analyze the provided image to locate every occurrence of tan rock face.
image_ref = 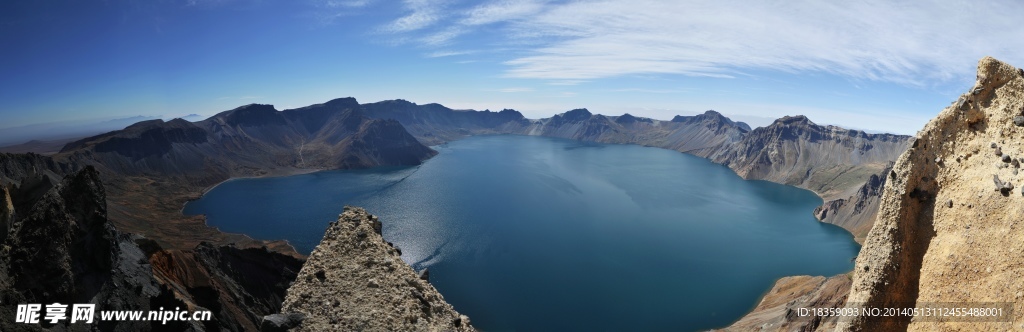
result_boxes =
[280,206,474,332]
[840,57,1024,331]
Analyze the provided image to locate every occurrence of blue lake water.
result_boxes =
[183,135,859,331]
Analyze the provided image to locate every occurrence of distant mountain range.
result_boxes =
[0,96,910,330]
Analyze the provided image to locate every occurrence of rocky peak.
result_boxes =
[124,119,166,130]
[217,104,284,127]
[274,206,473,331]
[775,115,813,126]
[670,110,750,133]
[614,113,651,124]
[324,97,360,108]
[497,108,526,120]
[562,108,593,122]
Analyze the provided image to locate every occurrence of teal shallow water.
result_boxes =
[184,135,859,331]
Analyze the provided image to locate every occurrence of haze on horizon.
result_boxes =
[3,0,1024,145]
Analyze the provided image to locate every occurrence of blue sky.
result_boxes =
[3,0,1024,136]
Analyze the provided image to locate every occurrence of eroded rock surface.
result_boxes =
[275,207,473,331]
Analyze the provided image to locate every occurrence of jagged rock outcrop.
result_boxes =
[0,166,304,331]
[273,207,473,331]
[839,57,1024,331]
[0,166,199,331]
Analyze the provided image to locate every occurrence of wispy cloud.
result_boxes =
[461,0,547,25]
[307,0,375,26]
[496,87,533,93]
[217,95,264,101]
[501,0,1024,86]
[383,0,447,33]
[378,0,1024,87]
[421,27,465,46]
[321,0,373,8]
[426,50,476,58]
[545,80,586,86]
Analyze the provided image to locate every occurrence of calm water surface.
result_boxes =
[184,135,859,331]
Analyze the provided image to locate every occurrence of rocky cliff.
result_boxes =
[812,162,894,241]
[837,57,1024,331]
[270,207,473,332]
[0,167,193,331]
[0,166,305,331]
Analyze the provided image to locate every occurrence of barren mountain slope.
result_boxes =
[840,56,1024,331]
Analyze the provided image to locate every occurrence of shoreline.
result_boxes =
[179,166,330,258]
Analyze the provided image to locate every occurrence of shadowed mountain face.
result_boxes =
[61,99,436,183]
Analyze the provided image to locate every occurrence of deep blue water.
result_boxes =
[183,135,859,331]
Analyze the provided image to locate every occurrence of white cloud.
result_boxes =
[426,50,476,58]
[319,0,373,8]
[496,87,534,93]
[380,0,1024,87]
[383,0,447,33]
[461,0,547,25]
[421,27,465,46]
[496,0,1024,86]
[386,11,438,32]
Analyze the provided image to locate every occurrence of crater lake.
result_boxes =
[183,135,860,331]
